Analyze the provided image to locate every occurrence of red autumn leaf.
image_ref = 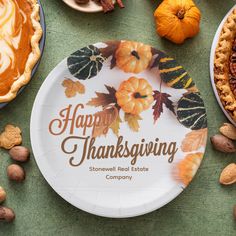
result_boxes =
[150,48,166,68]
[152,90,175,123]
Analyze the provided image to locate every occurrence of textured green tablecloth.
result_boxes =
[0,0,236,235]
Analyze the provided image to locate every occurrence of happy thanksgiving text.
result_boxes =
[48,104,178,166]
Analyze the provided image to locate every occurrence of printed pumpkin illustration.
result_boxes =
[67,45,105,80]
[175,152,203,186]
[154,0,201,44]
[116,77,154,115]
[115,41,152,74]
[158,56,195,89]
[177,92,207,130]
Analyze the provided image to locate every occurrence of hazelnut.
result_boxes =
[0,207,15,222]
[0,186,6,203]
[9,146,30,162]
[210,134,236,153]
[7,164,25,182]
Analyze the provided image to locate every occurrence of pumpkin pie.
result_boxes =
[214,8,236,122]
[0,0,42,103]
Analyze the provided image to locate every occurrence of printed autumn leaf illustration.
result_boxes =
[92,106,118,138]
[99,41,120,69]
[173,153,203,186]
[152,90,175,123]
[62,78,85,98]
[150,47,165,69]
[87,85,117,107]
[124,113,142,132]
[110,114,122,137]
[181,128,208,152]
[87,85,122,136]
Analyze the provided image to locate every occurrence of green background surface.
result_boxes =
[0,0,236,235]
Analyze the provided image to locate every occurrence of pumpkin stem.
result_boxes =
[177,9,185,19]
[134,92,147,99]
[131,50,140,60]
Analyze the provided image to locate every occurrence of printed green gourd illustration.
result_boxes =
[67,45,105,80]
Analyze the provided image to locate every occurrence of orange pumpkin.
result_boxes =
[115,41,152,73]
[116,77,154,115]
[154,0,201,44]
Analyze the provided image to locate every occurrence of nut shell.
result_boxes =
[0,207,15,222]
[219,123,236,140]
[210,134,236,153]
[7,164,25,182]
[9,146,30,162]
[0,186,6,203]
[219,163,236,185]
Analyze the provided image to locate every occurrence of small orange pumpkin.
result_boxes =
[154,0,201,44]
[116,77,154,115]
[115,41,152,73]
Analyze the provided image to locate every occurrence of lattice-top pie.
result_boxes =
[0,0,42,103]
[214,8,236,122]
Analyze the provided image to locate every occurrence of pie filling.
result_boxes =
[229,39,236,97]
[0,0,34,96]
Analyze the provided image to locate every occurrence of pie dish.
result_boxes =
[214,8,236,122]
[0,0,43,103]
[62,0,116,13]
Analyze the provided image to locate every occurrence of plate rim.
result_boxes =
[30,41,208,218]
[62,0,112,13]
[209,4,236,127]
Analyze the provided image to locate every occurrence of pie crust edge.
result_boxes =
[214,8,236,122]
[0,0,43,103]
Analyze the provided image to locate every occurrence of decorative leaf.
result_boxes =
[62,78,85,98]
[110,113,122,136]
[87,85,117,108]
[110,55,117,69]
[92,106,118,138]
[124,113,142,132]
[100,41,120,58]
[152,90,175,123]
[100,41,120,69]
[151,47,164,56]
[181,128,208,152]
[151,56,161,69]
[150,48,165,68]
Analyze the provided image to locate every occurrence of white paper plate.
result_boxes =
[210,5,236,126]
[62,0,115,13]
[31,40,208,218]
